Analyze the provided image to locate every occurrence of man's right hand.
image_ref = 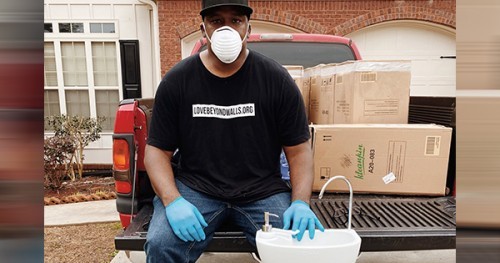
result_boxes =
[165,196,208,242]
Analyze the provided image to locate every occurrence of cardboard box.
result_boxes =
[302,67,312,120]
[309,64,335,124]
[311,124,452,196]
[334,60,411,124]
[308,65,322,124]
[283,65,303,80]
[283,65,309,119]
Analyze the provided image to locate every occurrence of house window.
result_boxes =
[65,90,90,117]
[44,42,58,86]
[90,23,115,33]
[61,42,88,86]
[96,90,119,130]
[59,23,84,33]
[92,42,118,86]
[44,90,60,130]
[43,38,121,132]
[44,23,53,33]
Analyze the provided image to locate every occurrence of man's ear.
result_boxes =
[200,22,206,38]
[248,23,252,35]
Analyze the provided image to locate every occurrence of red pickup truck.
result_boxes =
[113,33,456,253]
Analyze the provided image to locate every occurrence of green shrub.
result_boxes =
[46,115,105,180]
[44,135,76,189]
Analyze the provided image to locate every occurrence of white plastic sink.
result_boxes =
[256,176,362,263]
[256,228,361,263]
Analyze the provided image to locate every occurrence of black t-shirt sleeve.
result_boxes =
[276,73,310,146]
[147,78,180,151]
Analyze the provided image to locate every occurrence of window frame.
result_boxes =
[43,35,123,132]
[58,22,85,33]
[91,41,119,87]
[44,42,58,87]
[44,20,118,39]
[90,22,116,34]
[44,23,53,33]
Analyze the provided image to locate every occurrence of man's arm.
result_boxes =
[282,139,325,241]
[283,140,314,204]
[144,144,180,206]
[144,144,208,242]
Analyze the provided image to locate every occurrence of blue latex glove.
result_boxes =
[283,200,325,241]
[165,196,208,242]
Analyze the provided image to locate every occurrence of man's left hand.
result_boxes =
[283,200,325,241]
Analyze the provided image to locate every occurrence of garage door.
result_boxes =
[347,21,456,97]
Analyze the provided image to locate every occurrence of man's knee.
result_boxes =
[144,223,177,251]
[145,231,182,262]
[144,231,164,254]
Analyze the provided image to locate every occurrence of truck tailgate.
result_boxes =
[115,203,256,252]
[115,195,455,252]
[311,194,456,251]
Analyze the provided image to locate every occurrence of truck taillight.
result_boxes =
[115,180,132,194]
[113,139,130,171]
[113,139,132,194]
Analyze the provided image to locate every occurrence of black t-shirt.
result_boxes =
[147,51,310,203]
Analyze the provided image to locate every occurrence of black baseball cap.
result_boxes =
[200,0,253,17]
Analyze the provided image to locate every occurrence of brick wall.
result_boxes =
[158,0,456,74]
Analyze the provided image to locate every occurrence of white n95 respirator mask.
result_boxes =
[204,25,248,64]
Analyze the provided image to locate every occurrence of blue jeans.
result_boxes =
[144,179,291,263]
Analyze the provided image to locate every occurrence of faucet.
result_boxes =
[318,175,354,230]
[262,212,279,232]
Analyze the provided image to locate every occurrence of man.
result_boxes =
[144,0,324,261]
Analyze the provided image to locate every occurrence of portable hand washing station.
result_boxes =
[256,176,361,263]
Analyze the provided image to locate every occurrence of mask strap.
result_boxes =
[242,24,250,42]
[202,23,213,44]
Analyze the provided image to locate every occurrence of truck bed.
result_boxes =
[114,97,456,253]
[115,194,456,252]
